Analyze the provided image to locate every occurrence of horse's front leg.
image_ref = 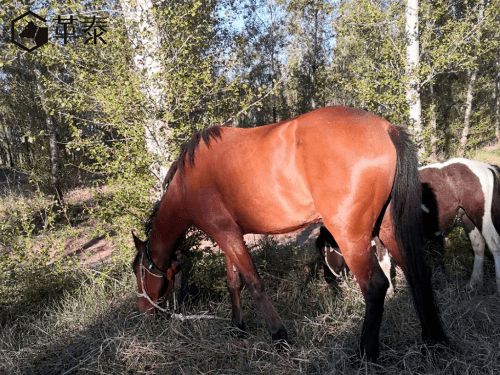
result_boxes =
[225,255,245,332]
[214,232,287,344]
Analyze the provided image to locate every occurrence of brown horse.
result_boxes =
[132,106,448,361]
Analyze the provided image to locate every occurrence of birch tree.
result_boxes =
[458,0,485,157]
[406,0,422,151]
[121,0,168,195]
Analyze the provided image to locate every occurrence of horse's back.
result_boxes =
[182,106,398,235]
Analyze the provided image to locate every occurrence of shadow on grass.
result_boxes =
[2,231,500,374]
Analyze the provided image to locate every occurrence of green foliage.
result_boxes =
[332,0,408,125]
[0,190,78,304]
[188,246,228,294]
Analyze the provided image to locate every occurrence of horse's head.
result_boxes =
[132,233,182,316]
[20,21,37,38]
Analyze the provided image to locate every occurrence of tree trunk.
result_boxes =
[429,83,438,160]
[458,69,477,157]
[406,0,422,154]
[33,63,63,203]
[310,7,319,110]
[46,115,63,201]
[495,65,500,147]
[121,0,170,196]
[458,0,484,157]
[2,122,15,168]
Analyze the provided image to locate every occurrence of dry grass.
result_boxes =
[3,161,500,374]
[2,225,500,375]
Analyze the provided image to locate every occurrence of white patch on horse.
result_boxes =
[459,159,500,293]
[378,250,394,299]
[426,158,500,293]
[467,227,485,290]
[421,204,430,213]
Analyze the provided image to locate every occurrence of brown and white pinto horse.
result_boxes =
[132,106,448,361]
[318,158,500,295]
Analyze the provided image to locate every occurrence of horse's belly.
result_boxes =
[235,194,321,235]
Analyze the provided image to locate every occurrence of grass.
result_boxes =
[2,221,500,374]
[472,147,500,165]
[2,153,500,374]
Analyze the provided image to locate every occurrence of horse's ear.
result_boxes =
[132,232,144,253]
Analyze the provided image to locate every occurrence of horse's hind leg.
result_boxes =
[225,255,245,332]
[477,217,500,293]
[373,237,394,299]
[326,226,389,362]
[459,213,486,290]
[212,231,287,343]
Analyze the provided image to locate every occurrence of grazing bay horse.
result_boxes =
[318,158,500,295]
[132,106,448,362]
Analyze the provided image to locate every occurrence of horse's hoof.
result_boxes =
[359,342,379,363]
[386,286,395,300]
[272,326,289,351]
[230,319,247,338]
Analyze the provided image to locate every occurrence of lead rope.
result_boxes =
[138,261,169,313]
[137,256,183,313]
[324,242,344,278]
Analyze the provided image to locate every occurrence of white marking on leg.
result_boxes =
[379,251,394,299]
[421,204,430,213]
[467,227,485,290]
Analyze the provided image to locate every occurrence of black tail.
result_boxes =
[388,126,448,345]
[488,164,500,235]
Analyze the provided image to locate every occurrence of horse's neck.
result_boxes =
[149,202,189,270]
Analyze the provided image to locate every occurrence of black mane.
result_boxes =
[144,200,161,237]
[178,126,223,171]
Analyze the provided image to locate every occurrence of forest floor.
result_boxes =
[1,149,500,374]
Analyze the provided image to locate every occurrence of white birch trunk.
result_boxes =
[495,66,500,147]
[405,0,422,154]
[458,0,484,157]
[458,69,477,157]
[429,83,437,160]
[34,63,63,204]
[121,0,169,196]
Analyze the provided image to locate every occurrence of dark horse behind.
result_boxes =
[132,106,448,362]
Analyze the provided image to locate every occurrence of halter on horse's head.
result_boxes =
[132,234,183,314]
